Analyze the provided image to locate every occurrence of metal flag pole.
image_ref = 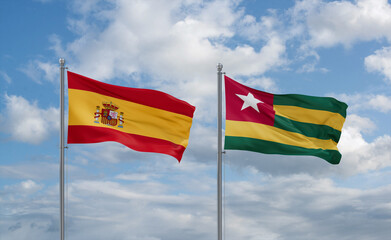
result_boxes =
[217,63,223,240]
[59,58,65,240]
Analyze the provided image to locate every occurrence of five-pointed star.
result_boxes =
[236,92,263,112]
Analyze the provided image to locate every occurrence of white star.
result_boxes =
[236,92,263,113]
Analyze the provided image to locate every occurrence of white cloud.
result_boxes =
[0,94,59,144]
[221,36,286,76]
[296,61,329,73]
[245,76,278,92]
[19,60,58,84]
[368,94,391,113]
[337,114,391,175]
[2,169,391,240]
[115,173,157,181]
[4,180,43,196]
[224,174,391,240]
[237,11,283,43]
[0,162,60,180]
[334,93,391,114]
[0,70,12,83]
[289,0,391,78]
[57,0,285,87]
[365,46,391,83]
[294,0,391,48]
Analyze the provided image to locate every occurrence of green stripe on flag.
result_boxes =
[224,136,341,164]
[274,115,342,142]
[274,94,347,118]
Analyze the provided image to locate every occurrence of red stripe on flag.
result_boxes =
[67,125,186,162]
[67,71,195,118]
[225,76,275,126]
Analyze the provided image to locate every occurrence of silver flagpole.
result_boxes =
[217,63,223,240]
[59,58,65,240]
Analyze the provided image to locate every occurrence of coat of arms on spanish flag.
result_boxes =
[67,71,195,162]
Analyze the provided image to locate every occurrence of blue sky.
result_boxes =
[1,0,391,239]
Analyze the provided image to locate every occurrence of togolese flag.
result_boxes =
[224,76,347,164]
[67,71,195,162]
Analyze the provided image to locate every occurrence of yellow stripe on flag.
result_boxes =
[274,105,346,131]
[225,120,339,151]
[68,89,193,147]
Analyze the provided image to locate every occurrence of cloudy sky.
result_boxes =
[1,0,391,239]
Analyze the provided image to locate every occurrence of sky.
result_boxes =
[1,0,391,239]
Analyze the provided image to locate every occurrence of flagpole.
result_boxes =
[217,63,223,240]
[59,58,65,240]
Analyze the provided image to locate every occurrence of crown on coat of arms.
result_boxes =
[102,102,119,111]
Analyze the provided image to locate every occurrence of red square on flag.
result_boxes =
[225,75,275,126]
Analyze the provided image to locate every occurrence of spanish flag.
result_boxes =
[67,71,195,162]
[224,76,347,164]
